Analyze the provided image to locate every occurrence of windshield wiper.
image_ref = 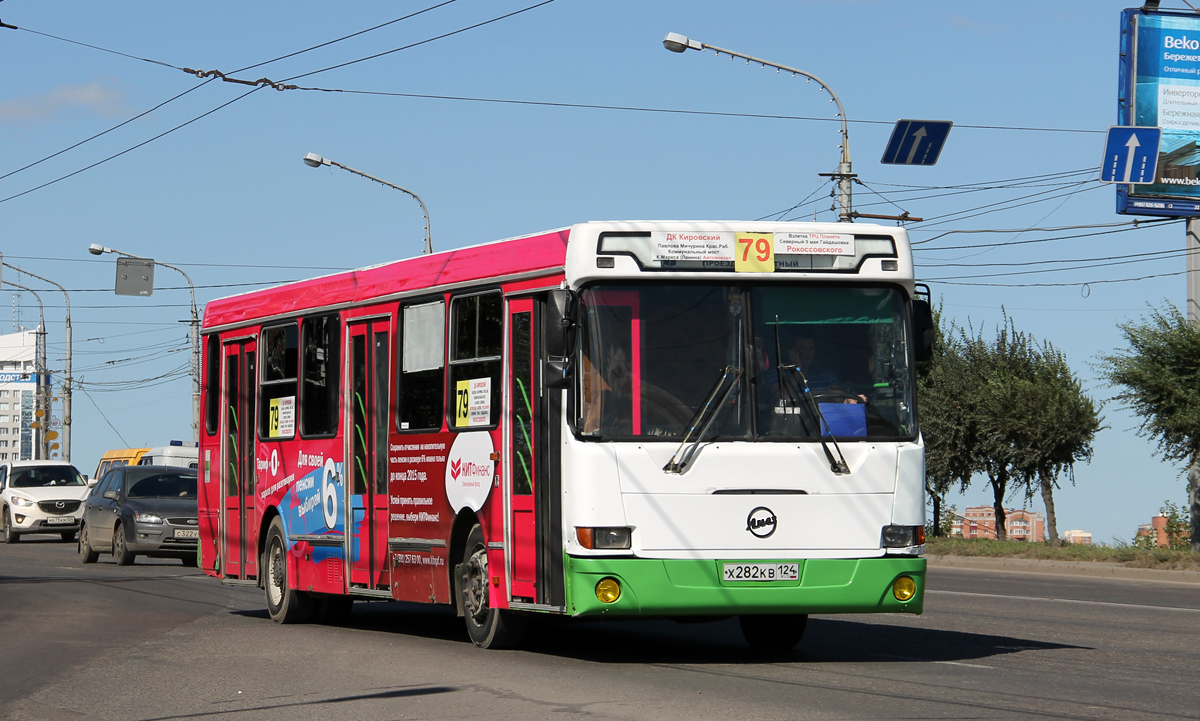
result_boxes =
[664,364,743,474]
[773,317,851,476]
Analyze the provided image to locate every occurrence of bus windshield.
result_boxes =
[576,283,915,441]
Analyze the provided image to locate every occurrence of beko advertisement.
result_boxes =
[1120,9,1200,215]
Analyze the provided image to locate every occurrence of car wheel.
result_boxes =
[460,524,525,649]
[60,531,76,542]
[264,517,313,624]
[79,524,99,564]
[2,509,18,544]
[738,614,808,652]
[112,523,135,566]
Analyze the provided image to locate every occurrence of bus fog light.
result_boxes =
[595,578,621,604]
[892,576,916,602]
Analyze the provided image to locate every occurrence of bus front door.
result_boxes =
[507,299,537,601]
[222,339,258,580]
[345,320,391,592]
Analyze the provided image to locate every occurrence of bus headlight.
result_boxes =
[576,527,632,550]
[595,578,621,604]
[892,576,916,602]
[881,525,925,548]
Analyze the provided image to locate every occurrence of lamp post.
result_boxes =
[662,32,855,222]
[0,263,72,461]
[87,244,200,441]
[303,153,433,255]
[1,280,48,459]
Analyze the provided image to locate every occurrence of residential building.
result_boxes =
[1136,515,1185,548]
[1062,529,1093,545]
[0,330,44,461]
[951,506,1047,542]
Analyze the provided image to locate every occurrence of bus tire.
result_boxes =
[460,524,525,649]
[739,614,807,652]
[264,518,313,624]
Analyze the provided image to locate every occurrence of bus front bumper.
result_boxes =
[563,555,925,617]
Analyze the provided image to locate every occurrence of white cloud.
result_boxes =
[0,81,127,121]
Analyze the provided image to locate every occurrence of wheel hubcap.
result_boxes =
[464,546,489,624]
[267,541,284,607]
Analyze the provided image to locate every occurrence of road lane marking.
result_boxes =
[929,589,1200,613]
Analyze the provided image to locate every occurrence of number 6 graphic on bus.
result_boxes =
[321,458,339,529]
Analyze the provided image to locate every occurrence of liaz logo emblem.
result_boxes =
[449,459,462,480]
[746,506,777,538]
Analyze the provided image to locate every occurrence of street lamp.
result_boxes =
[303,152,433,255]
[0,260,72,461]
[662,32,855,222]
[87,244,200,441]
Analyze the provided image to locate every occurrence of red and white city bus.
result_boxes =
[198,220,932,649]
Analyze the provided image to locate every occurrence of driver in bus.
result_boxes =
[770,334,867,404]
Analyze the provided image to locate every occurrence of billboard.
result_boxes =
[1118,8,1200,216]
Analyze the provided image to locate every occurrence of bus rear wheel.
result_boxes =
[739,614,807,652]
[460,524,524,649]
[264,518,313,624]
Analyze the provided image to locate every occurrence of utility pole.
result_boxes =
[2,264,72,461]
[1187,219,1200,553]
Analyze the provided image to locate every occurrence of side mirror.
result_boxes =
[913,298,934,363]
[87,476,97,487]
[102,490,119,501]
[545,290,577,389]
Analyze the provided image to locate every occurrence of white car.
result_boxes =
[0,460,90,543]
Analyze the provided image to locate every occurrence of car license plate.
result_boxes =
[722,562,799,582]
[46,516,74,525]
[174,529,199,539]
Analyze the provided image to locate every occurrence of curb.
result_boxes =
[925,554,1200,585]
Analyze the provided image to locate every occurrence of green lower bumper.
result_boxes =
[563,555,925,617]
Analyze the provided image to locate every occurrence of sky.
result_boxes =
[0,0,1192,544]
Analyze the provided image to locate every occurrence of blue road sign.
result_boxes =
[1100,126,1161,184]
[880,120,953,166]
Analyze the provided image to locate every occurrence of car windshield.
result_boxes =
[575,283,915,440]
[10,465,86,488]
[125,471,198,499]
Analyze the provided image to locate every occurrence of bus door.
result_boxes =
[222,338,257,580]
[507,298,539,601]
[345,319,391,592]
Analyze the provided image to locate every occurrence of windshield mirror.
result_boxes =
[574,283,915,441]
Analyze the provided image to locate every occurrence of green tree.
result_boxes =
[1010,342,1103,546]
[1098,303,1200,553]
[918,308,980,536]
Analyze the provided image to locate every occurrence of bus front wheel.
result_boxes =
[264,518,313,624]
[460,524,525,649]
[739,614,807,652]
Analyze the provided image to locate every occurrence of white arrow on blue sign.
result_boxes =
[1100,126,1161,184]
[880,120,953,166]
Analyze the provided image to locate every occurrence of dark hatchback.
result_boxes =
[79,465,199,566]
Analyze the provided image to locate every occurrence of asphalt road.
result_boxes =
[2,535,1197,721]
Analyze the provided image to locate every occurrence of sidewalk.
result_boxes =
[926,553,1200,585]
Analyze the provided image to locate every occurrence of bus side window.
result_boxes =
[448,292,502,429]
[259,323,298,440]
[398,300,445,432]
[300,314,340,437]
[204,334,220,436]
